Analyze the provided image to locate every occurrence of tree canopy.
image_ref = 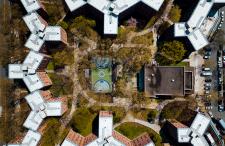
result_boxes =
[52,48,74,66]
[48,74,74,97]
[156,40,186,65]
[169,5,182,22]
[69,16,97,38]
[116,47,152,73]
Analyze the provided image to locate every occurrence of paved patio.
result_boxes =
[189,52,205,95]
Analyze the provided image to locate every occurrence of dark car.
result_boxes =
[204,86,211,90]
[205,47,212,52]
[205,78,212,82]
[218,100,224,112]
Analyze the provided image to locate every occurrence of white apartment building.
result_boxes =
[174,0,225,50]
[65,0,164,34]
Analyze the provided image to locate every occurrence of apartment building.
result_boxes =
[174,0,225,50]
[61,111,155,146]
[65,0,164,34]
[164,113,224,146]
[7,0,69,145]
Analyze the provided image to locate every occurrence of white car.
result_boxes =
[205,83,212,87]
[202,71,212,76]
[223,56,225,62]
[202,68,210,71]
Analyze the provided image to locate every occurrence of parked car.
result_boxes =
[219,77,223,83]
[202,68,211,71]
[204,55,210,59]
[218,70,222,76]
[205,100,212,110]
[218,56,223,67]
[223,56,225,62]
[205,83,212,87]
[204,86,211,90]
[202,71,212,76]
[205,78,212,82]
[205,90,210,94]
[218,100,224,112]
[203,48,211,59]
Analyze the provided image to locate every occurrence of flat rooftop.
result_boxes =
[44,26,62,41]
[25,33,45,52]
[23,12,47,33]
[22,130,41,146]
[20,0,41,13]
[144,66,185,97]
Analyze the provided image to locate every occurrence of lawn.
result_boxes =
[115,122,162,146]
[70,108,97,136]
[47,61,55,70]
[40,118,61,146]
[131,108,158,122]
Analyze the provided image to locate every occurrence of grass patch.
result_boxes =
[70,108,97,136]
[58,128,70,144]
[47,61,55,70]
[131,108,158,122]
[115,122,162,146]
[40,118,61,146]
[131,33,153,46]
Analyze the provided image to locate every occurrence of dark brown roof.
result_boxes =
[144,66,185,97]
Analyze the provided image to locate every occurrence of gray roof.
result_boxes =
[144,66,185,97]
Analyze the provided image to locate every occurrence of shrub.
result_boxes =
[169,5,182,22]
